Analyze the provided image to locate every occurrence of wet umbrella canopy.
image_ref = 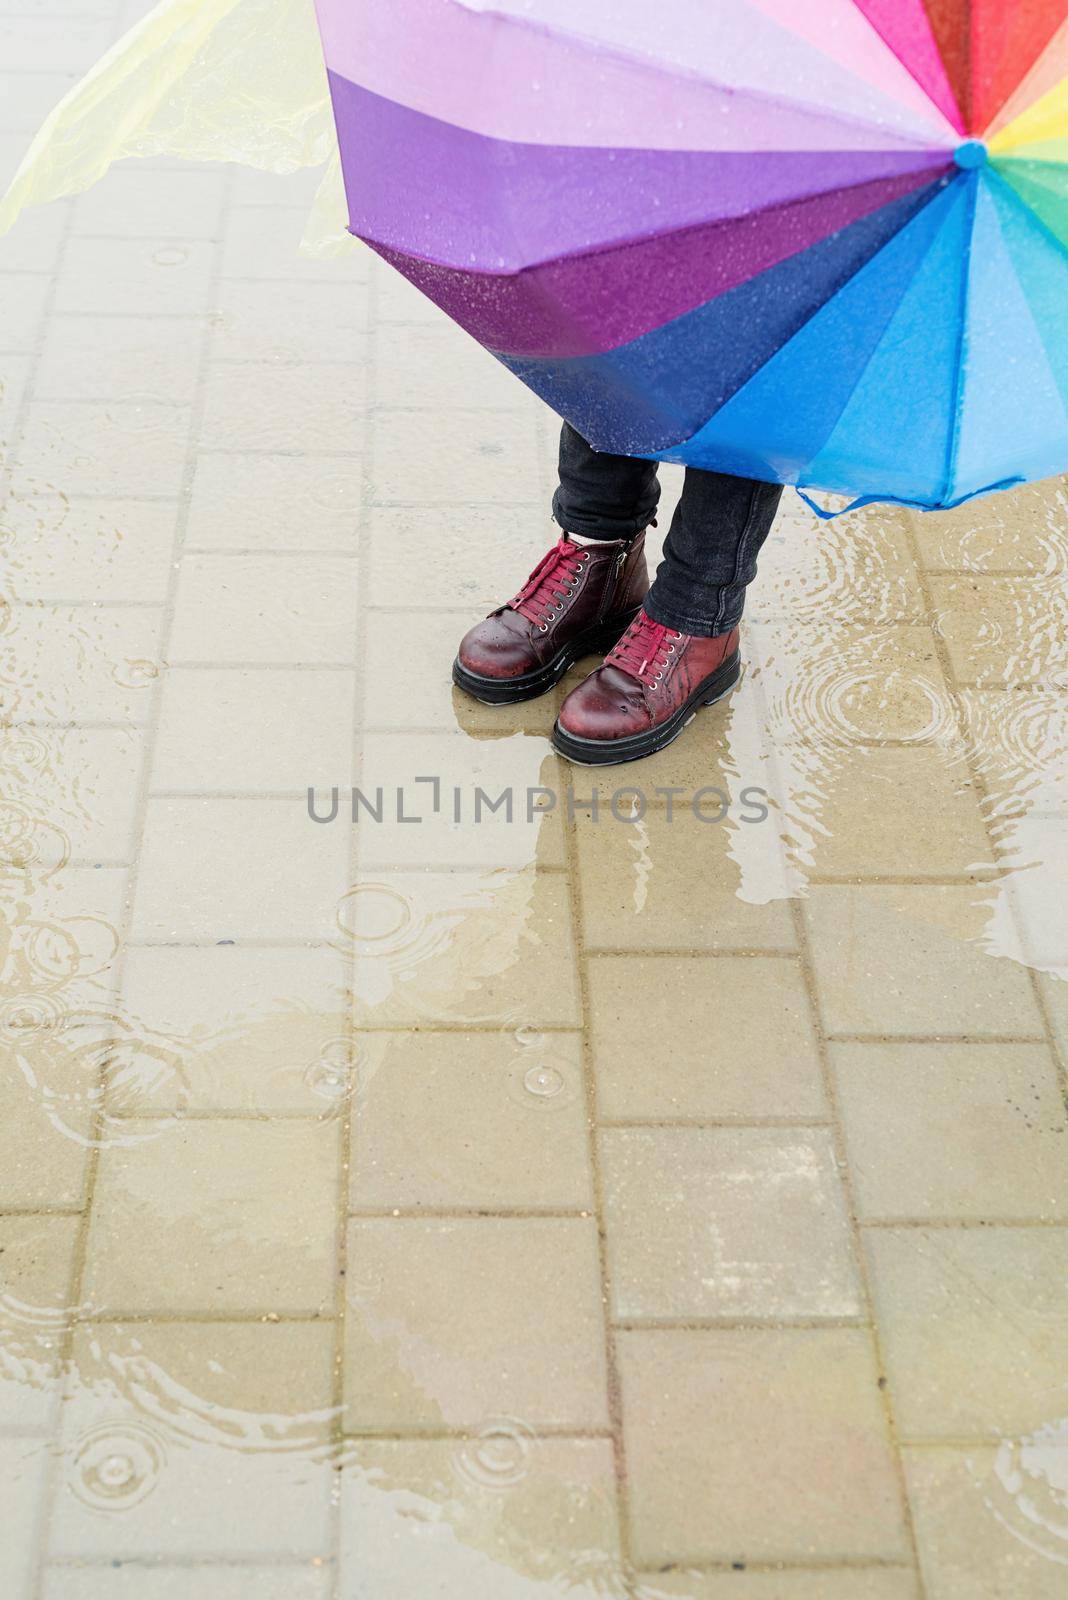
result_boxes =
[313,0,1068,511]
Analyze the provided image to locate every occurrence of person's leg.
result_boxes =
[453,424,655,703]
[552,421,661,539]
[552,468,783,764]
[644,467,783,635]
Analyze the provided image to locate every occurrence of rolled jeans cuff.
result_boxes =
[551,488,656,542]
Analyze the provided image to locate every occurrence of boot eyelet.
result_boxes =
[539,623,549,632]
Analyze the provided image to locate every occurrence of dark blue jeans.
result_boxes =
[551,423,783,637]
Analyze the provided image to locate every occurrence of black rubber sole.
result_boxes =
[452,607,641,705]
[551,650,742,766]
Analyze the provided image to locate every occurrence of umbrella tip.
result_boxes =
[954,139,988,171]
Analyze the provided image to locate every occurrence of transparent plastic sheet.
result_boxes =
[0,0,356,258]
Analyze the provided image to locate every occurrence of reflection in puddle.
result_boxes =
[986,1422,1068,1568]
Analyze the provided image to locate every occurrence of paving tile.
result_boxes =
[71,166,227,239]
[752,503,924,624]
[83,1119,339,1313]
[588,954,825,1121]
[0,605,163,723]
[35,314,203,403]
[929,574,1068,687]
[576,803,796,952]
[343,1217,607,1428]
[54,236,213,317]
[13,400,192,498]
[371,407,541,504]
[118,944,350,1113]
[339,1437,621,1599]
[0,128,27,189]
[4,860,126,1017]
[364,503,542,608]
[366,608,566,736]
[1038,967,1068,1060]
[832,1041,1068,1221]
[1003,815,1068,965]
[910,477,1068,574]
[0,1038,91,1211]
[200,363,366,454]
[346,867,582,1029]
[803,884,1043,1037]
[753,622,955,747]
[0,199,67,273]
[0,1437,49,1596]
[168,553,358,664]
[0,272,49,352]
[354,730,565,870]
[186,452,363,551]
[444,685,568,749]
[648,1570,920,1600]
[619,1328,907,1564]
[1,352,30,453]
[374,321,526,410]
[153,667,356,791]
[905,1444,1068,1600]
[131,795,351,941]
[221,204,367,282]
[210,280,368,364]
[1,495,178,604]
[0,725,145,862]
[228,163,324,207]
[0,70,79,135]
[50,1321,335,1559]
[549,694,767,876]
[349,1031,591,1211]
[0,17,111,72]
[363,609,549,733]
[866,1227,1068,1438]
[601,1127,858,1322]
[43,1567,331,1600]
[960,689,1068,818]
[598,701,784,852]
[0,1214,79,1432]
[802,745,994,878]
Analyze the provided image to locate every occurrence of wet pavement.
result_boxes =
[2,6,1068,1598]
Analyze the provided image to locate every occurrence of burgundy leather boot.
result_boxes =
[453,530,649,703]
[552,608,741,765]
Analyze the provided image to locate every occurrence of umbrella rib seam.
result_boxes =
[944,172,981,503]
[989,161,1068,268]
[353,165,957,282]
[443,4,954,152]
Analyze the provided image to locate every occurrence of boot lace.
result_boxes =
[509,536,589,629]
[604,611,683,691]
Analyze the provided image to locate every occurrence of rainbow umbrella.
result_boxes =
[312,0,1068,513]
